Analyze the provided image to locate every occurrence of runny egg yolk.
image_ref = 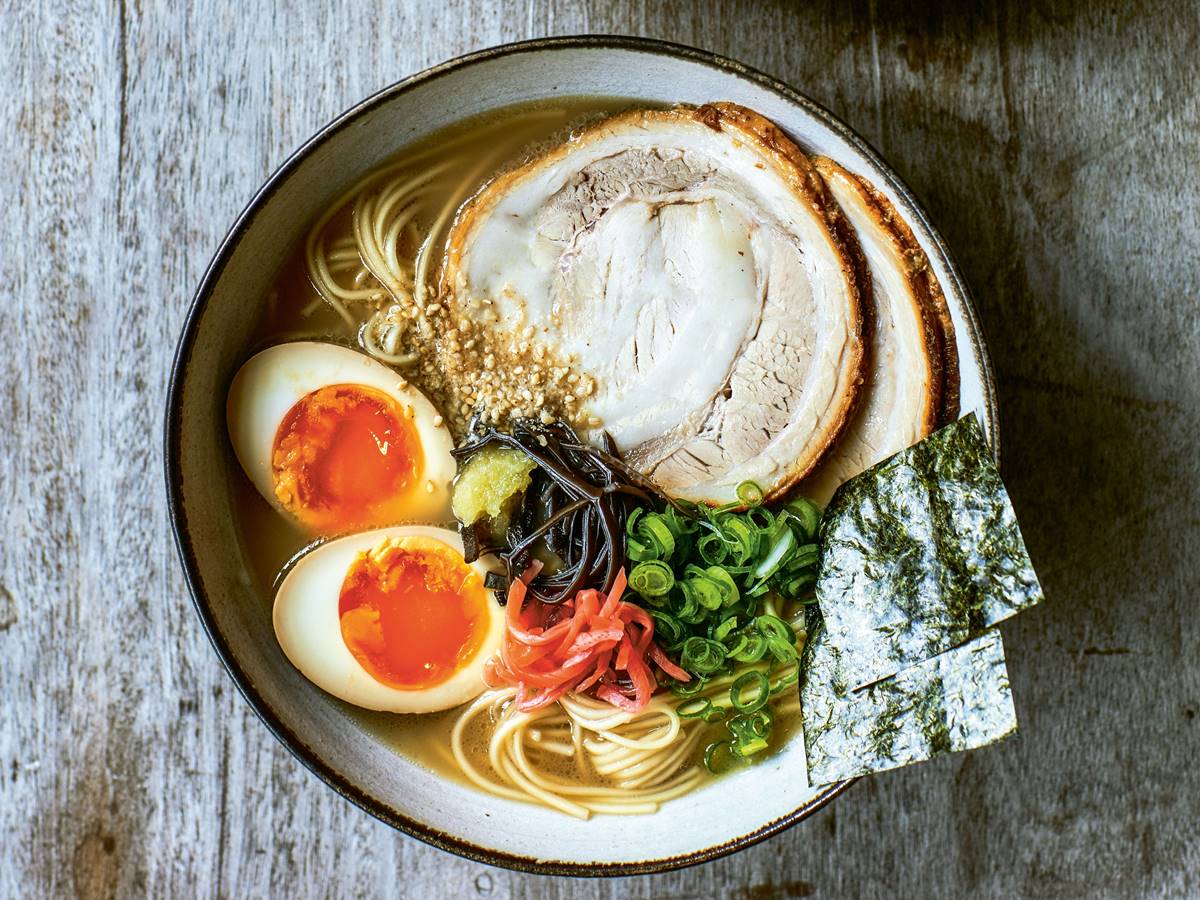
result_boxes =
[337,537,488,689]
[271,384,422,534]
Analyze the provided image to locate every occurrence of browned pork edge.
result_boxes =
[442,101,868,506]
[851,173,960,426]
[811,156,943,439]
[804,160,875,450]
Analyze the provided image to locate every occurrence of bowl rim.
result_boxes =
[165,34,997,877]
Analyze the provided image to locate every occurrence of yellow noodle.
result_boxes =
[447,640,804,818]
[449,687,707,818]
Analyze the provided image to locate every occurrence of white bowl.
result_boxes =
[166,36,997,875]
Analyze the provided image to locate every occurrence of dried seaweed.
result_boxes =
[800,616,1016,786]
[817,413,1042,688]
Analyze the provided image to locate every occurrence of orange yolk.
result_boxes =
[337,537,488,689]
[271,384,422,534]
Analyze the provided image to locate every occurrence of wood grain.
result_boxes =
[2,1,1198,897]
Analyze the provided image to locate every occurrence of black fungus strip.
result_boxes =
[460,520,483,564]
[453,416,684,604]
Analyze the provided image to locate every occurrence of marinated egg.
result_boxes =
[227,342,454,535]
[273,525,503,712]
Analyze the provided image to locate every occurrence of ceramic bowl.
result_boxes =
[166,36,997,875]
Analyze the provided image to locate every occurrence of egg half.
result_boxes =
[274,525,503,712]
[227,342,455,535]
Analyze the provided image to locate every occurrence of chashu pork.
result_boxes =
[798,157,959,504]
[442,103,865,505]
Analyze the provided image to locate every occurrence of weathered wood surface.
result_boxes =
[2,1,1197,897]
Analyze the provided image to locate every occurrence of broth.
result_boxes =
[231,97,800,800]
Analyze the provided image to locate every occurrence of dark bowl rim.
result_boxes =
[165,33,996,878]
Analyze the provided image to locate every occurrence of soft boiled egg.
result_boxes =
[227,342,455,535]
[274,525,503,712]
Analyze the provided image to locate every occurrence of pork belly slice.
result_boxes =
[799,157,959,504]
[443,103,865,505]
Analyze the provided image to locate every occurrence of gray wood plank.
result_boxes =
[1,1,1197,897]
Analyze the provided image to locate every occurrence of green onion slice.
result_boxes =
[733,736,769,758]
[704,566,739,606]
[704,740,739,775]
[641,516,676,559]
[680,636,727,675]
[769,661,800,694]
[649,611,685,649]
[736,481,765,507]
[697,533,729,566]
[752,522,797,582]
[722,518,758,564]
[727,708,774,758]
[755,615,794,643]
[629,560,675,597]
[677,697,714,719]
[767,637,799,662]
[783,497,821,539]
[746,506,776,534]
[671,675,707,698]
[675,582,704,623]
[729,709,773,741]
[729,632,767,663]
[730,670,770,714]
[710,614,739,643]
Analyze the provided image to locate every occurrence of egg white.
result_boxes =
[273,525,504,713]
[226,341,455,528]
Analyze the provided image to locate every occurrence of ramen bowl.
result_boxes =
[166,36,997,875]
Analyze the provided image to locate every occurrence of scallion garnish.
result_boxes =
[680,637,727,675]
[628,559,675,597]
[736,480,765,506]
[704,740,739,775]
[620,490,823,770]
[730,671,770,714]
[677,697,714,719]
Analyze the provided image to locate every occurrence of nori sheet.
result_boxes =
[816,412,1042,689]
[800,616,1016,786]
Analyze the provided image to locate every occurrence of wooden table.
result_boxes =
[3,2,1197,897]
